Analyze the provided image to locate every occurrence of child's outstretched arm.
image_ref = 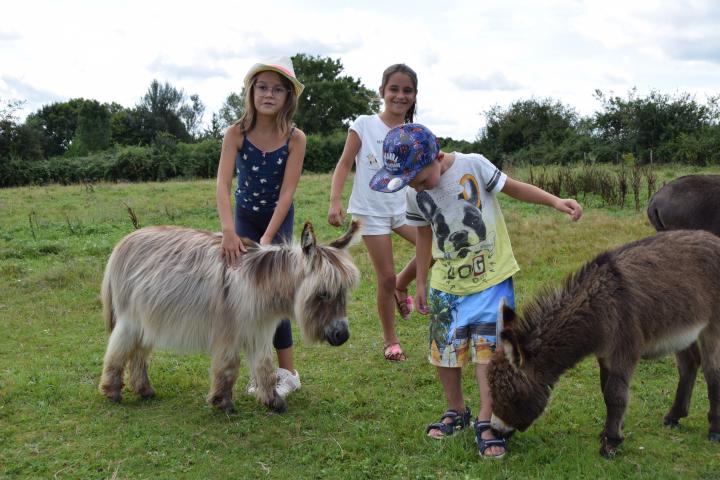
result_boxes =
[328,130,361,227]
[501,177,583,221]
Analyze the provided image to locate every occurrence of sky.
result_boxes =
[2,0,720,141]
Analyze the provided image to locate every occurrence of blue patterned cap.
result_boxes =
[369,123,440,193]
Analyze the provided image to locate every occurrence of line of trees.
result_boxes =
[0,54,378,186]
[2,54,720,187]
[476,89,720,168]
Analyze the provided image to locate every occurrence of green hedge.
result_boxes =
[304,131,346,172]
[0,139,223,187]
[0,132,350,186]
[0,155,51,187]
[4,125,720,188]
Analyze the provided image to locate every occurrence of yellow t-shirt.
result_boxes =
[405,153,519,295]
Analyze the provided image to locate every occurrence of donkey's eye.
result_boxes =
[316,291,331,302]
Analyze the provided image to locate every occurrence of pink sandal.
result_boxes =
[394,289,414,320]
[384,343,407,361]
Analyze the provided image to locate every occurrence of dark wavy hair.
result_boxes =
[380,64,418,123]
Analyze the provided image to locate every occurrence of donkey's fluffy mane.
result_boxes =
[517,249,625,337]
[235,238,359,295]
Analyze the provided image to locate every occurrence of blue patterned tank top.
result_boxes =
[234,130,293,213]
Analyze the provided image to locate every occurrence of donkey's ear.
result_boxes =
[502,303,518,328]
[500,329,525,369]
[301,221,317,256]
[329,219,362,250]
[499,304,525,368]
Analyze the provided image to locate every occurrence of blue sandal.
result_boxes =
[474,420,507,459]
[426,407,472,439]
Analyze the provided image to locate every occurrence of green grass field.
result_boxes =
[2,166,720,479]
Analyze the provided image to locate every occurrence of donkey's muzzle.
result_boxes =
[325,319,349,346]
[491,414,516,437]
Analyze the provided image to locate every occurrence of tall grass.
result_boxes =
[1,165,720,479]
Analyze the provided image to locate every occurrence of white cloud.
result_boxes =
[453,72,523,91]
[0,31,22,42]
[148,57,230,80]
[1,76,64,109]
[1,0,719,141]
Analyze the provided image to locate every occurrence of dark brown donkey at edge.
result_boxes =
[487,230,720,458]
[647,174,720,235]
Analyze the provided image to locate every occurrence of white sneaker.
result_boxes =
[275,368,301,398]
[246,368,301,398]
[246,376,258,395]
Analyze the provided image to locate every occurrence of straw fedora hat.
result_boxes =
[244,56,304,97]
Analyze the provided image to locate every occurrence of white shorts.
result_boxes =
[351,213,407,236]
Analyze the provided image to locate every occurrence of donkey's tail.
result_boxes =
[646,201,666,232]
[100,266,115,333]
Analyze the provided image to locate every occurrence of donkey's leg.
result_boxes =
[127,345,156,399]
[698,333,720,441]
[247,345,287,413]
[598,358,610,394]
[664,343,701,428]
[99,317,140,403]
[207,348,240,413]
[598,358,609,437]
[598,358,624,434]
[599,363,637,458]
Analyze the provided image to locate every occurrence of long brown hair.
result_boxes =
[380,64,418,123]
[235,72,298,137]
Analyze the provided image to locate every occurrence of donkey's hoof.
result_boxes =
[663,416,680,428]
[132,384,156,399]
[100,386,123,403]
[268,395,287,414]
[709,432,720,442]
[599,435,622,459]
[600,444,617,459]
[138,387,156,400]
[210,395,236,413]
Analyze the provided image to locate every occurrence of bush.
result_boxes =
[655,134,701,165]
[556,133,594,164]
[47,153,109,184]
[0,155,50,187]
[175,139,221,178]
[150,133,179,181]
[0,138,223,186]
[304,131,346,172]
[512,142,559,166]
[106,145,155,182]
[698,125,720,165]
[438,137,479,154]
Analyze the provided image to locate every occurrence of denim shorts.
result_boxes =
[235,204,294,244]
[428,277,515,367]
[351,213,407,236]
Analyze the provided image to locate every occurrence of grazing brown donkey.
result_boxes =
[487,230,720,458]
[647,174,720,235]
[99,221,361,413]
